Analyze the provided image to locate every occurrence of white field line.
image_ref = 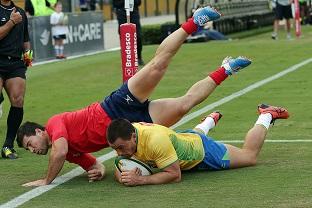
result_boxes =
[1,58,312,208]
[220,140,312,143]
[0,151,117,208]
[32,47,120,67]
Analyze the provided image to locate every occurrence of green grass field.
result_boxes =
[1,26,312,208]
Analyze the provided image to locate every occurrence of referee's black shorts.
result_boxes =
[0,56,27,80]
[275,3,293,20]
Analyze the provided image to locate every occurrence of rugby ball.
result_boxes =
[115,156,152,176]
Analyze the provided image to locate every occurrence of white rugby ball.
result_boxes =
[115,156,152,176]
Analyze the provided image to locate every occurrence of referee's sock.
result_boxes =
[3,106,23,148]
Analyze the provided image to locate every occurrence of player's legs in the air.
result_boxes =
[127,6,221,103]
[224,104,289,168]
[149,56,251,127]
[193,111,223,135]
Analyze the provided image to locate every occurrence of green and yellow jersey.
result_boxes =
[133,122,205,170]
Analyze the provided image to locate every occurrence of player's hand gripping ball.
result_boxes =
[115,156,152,176]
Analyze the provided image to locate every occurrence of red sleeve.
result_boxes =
[45,115,69,142]
[66,152,96,170]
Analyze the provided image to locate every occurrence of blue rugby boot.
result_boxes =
[222,56,252,75]
[193,6,221,26]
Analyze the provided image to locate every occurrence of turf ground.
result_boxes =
[0,26,312,208]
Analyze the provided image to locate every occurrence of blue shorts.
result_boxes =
[180,130,230,170]
[100,82,153,123]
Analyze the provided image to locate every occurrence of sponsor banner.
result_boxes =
[28,12,104,62]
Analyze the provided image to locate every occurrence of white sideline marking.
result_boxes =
[220,140,312,143]
[1,58,312,207]
[172,57,312,129]
[0,151,117,208]
[32,47,120,67]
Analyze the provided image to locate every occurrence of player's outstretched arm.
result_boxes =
[22,138,68,187]
[120,161,181,186]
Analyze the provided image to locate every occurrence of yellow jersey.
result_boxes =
[133,122,205,170]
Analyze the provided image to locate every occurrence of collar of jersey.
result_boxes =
[134,127,138,152]
[0,1,15,10]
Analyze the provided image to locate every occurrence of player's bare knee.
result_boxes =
[245,153,257,166]
[10,95,24,107]
[241,149,258,166]
[248,157,257,166]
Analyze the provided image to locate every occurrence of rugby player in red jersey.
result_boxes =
[16,7,251,187]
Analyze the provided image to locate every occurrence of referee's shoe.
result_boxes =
[1,147,18,159]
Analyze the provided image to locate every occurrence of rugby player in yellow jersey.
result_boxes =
[107,104,289,186]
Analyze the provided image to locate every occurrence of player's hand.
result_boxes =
[120,168,142,186]
[22,179,48,187]
[23,50,33,67]
[87,162,106,182]
[10,7,22,25]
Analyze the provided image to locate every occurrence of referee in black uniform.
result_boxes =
[0,0,31,159]
[113,0,144,65]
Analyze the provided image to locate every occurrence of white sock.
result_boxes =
[59,45,64,55]
[194,117,215,135]
[54,45,60,56]
[255,113,272,130]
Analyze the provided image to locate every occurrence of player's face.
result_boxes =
[110,133,137,158]
[22,129,49,155]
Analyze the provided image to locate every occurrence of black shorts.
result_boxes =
[53,34,66,40]
[100,82,153,123]
[0,56,27,80]
[275,3,293,20]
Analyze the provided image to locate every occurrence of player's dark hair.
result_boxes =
[16,121,45,148]
[107,119,135,144]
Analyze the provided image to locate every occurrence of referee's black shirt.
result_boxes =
[0,1,29,59]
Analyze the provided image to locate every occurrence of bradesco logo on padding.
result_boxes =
[124,32,138,68]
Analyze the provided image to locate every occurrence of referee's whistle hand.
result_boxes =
[10,7,22,25]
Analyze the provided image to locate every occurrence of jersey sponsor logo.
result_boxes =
[124,94,133,104]
[1,17,6,22]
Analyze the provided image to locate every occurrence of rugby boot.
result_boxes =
[193,6,221,26]
[257,104,289,124]
[201,111,223,126]
[222,56,252,75]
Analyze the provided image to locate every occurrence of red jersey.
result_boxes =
[45,102,112,170]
